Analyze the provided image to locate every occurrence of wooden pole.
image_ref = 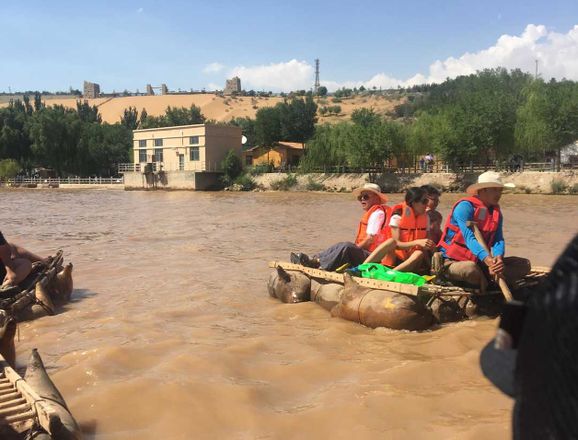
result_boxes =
[466,221,513,301]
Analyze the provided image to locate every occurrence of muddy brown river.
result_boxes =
[2,189,577,439]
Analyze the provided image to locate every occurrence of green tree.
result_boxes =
[317,86,328,97]
[229,117,256,146]
[220,149,243,185]
[351,108,381,127]
[255,107,281,145]
[0,159,21,179]
[76,101,102,123]
[120,106,139,130]
[515,79,578,162]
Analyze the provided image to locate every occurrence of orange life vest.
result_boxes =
[355,204,392,252]
[382,202,429,266]
[438,196,501,262]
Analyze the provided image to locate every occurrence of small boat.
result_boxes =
[268,261,549,330]
[0,349,81,440]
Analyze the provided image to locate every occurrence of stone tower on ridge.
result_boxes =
[224,77,241,95]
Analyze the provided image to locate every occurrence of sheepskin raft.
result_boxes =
[0,349,81,440]
[268,261,549,331]
[0,251,74,323]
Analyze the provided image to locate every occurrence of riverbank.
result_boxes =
[251,170,578,194]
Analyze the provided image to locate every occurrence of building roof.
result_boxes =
[244,141,305,152]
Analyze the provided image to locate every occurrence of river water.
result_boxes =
[2,189,577,440]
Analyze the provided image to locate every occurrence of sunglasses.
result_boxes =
[357,193,372,201]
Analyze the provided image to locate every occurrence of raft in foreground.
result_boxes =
[268,261,549,330]
[0,349,81,440]
[0,250,74,323]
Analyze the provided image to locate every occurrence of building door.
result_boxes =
[179,154,185,171]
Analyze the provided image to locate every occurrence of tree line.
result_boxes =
[2,70,577,177]
[302,68,578,171]
[0,95,132,177]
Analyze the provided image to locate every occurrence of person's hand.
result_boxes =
[484,256,505,277]
[492,256,505,277]
[416,239,436,250]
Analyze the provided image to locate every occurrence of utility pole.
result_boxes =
[535,59,539,79]
[314,59,320,94]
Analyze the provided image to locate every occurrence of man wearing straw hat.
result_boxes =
[437,171,530,292]
[291,183,390,271]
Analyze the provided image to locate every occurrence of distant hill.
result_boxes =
[0,93,404,124]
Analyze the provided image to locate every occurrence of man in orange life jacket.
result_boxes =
[438,171,530,293]
[290,183,390,271]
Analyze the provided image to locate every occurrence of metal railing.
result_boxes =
[6,177,124,185]
[118,162,223,173]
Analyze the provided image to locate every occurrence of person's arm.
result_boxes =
[0,232,14,270]
[453,201,489,261]
[491,215,505,257]
[390,215,435,250]
[357,209,385,250]
[389,214,401,241]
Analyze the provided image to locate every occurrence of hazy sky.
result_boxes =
[1,0,577,92]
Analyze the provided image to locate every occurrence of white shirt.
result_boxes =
[366,209,385,236]
[389,214,401,228]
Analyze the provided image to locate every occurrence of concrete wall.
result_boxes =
[123,170,222,190]
[252,171,578,194]
[204,125,242,167]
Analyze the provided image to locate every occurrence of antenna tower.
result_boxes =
[314,59,320,93]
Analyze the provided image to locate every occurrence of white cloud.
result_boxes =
[203,62,225,74]
[207,82,220,91]
[324,24,578,91]
[230,59,313,92]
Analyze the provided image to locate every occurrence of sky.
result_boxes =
[1,0,578,93]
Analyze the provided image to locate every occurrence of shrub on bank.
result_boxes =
[234,174,256,191]
[551,178,568,194]
[305,177,325,191]
[569,183,578,195]
[270,174,298,191]
[248,163,274,175]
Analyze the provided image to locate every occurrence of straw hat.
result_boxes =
[466,171,515,195]
[352,183,388,203]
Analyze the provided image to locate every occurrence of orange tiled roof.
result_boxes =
[245,141,304,152]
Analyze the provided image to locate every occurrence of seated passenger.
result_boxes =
[421,184,443,245]
[364,187,436,273]
[0,231,46,286]
[291,183,391,271]
[438,171,530,293]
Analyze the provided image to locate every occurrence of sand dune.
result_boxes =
[1,93,403,124]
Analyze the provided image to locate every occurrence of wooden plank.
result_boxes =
[269,261,419,296]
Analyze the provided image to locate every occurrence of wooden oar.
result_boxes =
[466,221,513,302]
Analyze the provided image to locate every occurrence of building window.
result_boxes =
[139,139,146,148]
[139,149,147,163]
[154,138,163,147]
[189,136,200,145]
[154,148,163,162]
[190,147,200,161]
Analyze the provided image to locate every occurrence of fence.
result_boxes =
[6,177,124,185]
[291,161,578,175]
[118,161,223,173]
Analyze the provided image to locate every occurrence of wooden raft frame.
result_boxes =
[0,355,60,435]
[269,261,551,298]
